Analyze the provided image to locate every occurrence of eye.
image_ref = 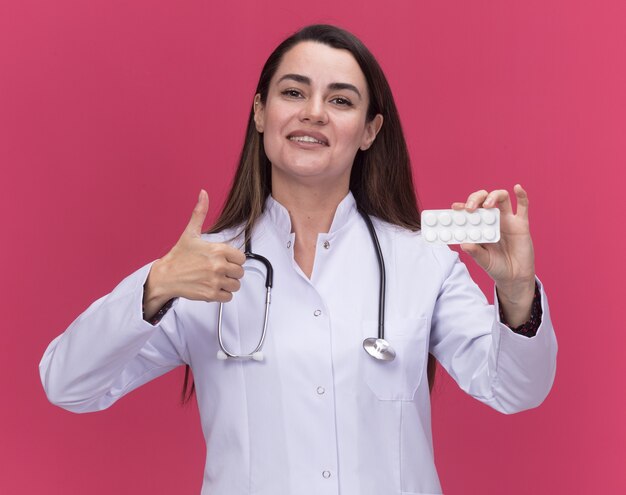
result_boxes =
[281,89,303,98]
[331,96,353,107]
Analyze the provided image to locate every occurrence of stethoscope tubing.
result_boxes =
[217,247,273,360]
[217,210,391,361]
[358,210,386,341]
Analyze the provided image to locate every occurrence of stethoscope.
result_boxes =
[216,211,396,362]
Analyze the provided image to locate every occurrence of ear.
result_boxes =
[360,114,384,151]
[253,94,264,133]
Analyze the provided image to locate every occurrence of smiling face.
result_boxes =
[254,41,383,195]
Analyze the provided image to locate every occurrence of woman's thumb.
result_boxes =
[184,190,209,237]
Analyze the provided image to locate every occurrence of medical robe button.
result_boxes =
[322,470,331,479]
[287,240,292,248]
[317,386,325,395]
[314,309,322,317]
[323,240,330,249]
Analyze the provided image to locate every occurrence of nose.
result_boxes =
[299,96,327,125]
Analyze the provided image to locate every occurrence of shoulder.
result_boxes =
[200,225,245,247]
[370,217,459,274]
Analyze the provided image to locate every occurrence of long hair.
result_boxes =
[182,24,436,403]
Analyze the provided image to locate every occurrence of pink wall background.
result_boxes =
[2,0,624,493]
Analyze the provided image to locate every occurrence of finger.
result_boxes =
[451,202,466,210]
[220,276,241,294]
[514,183,529,219]
[483,189,513,215]
[213,289,234,303]
[223,246,247,266]
[465,190,489,211]
[224,262,245,280]
[184,190,209,237]
[460,242,491,270]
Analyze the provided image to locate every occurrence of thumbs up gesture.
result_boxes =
[143,190,247,320]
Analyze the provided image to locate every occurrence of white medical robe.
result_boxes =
[40,193,557,494]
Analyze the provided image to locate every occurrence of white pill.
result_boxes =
[454,229,466,241]
[425,230,437,242]
[468,212,481,225]
[453,211,467,225]
[439,230,452,242]
[482,210,496,224]
[439,212,452,226]
[424,212,438,226]
[468,228,481,241]
[483,228,496,241]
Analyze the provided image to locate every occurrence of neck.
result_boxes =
[272,178,349,278]
[272,177,349,234]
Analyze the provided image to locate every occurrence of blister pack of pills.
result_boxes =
[421,208,500,244]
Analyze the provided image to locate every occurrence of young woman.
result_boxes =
[40,24,557,495]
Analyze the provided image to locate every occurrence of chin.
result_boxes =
[275,171,351,192]
[269,151,353,185]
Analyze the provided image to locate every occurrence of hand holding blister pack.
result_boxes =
[421,208,500,244]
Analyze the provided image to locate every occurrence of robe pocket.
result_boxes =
[362,317,429,401]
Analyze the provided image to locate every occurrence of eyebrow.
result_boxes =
[277,73,363,99]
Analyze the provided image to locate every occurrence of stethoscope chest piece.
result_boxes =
[363,338,396,361]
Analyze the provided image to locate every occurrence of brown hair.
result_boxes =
[182,24,436,403]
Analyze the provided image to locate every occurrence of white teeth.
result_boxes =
[289,135,325,145]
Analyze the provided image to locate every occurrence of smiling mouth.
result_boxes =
[287,135,329,146]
